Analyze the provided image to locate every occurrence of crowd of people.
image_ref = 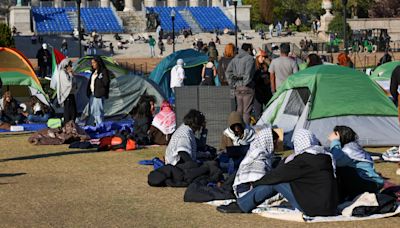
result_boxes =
[145,106,396,216]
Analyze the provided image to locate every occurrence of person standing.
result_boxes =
[109,43,114,57]
[158,38,165,56]
[253,49,272,120]
[57,59,77,124]
[217,43,236,86]
[295,17,302,32]
[226,43,256,125]
[61,39,68,57]
[201,57,217,86]
[269,43,298,93]
[36,43,52,78]
[149,35,156,58]
[268,23,274,39]
[276,21,282,37]
[87,56,110,125]
[170,59,185,94]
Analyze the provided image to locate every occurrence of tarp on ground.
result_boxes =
[148,49,208,98]
[0,47,49,106]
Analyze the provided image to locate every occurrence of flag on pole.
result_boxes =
[50,47,66,89]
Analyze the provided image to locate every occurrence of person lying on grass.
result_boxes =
[328,126,384,203]
[165,109,206,165]
[217,129,338,217]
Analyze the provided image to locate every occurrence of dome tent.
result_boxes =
[257,65,400,147]
[148,49,209,99]
[0,47,49,106]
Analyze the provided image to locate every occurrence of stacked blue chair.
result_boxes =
[32,7,74,34]
[146,7,189,32]
[188,7,235,32]
[81,8,124,33]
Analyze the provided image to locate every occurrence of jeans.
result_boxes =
[237,183,302,213]
[88,96,104,126]
[27,113,50,123]
[235,86,254,125]
[150,46,155,57]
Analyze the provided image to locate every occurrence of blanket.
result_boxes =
[205,200,400,223]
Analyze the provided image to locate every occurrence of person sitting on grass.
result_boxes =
[233,125,279,198]
[219,111,255,151]
[217,129,338,217]
[328,126,384,202]
[148,100,176,145]
[165,109,205,165]
[0,91,25,125]
[26,96,51,123]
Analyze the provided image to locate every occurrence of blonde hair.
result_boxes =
[224,43,235,58]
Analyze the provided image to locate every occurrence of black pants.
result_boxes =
[63,94,77,124]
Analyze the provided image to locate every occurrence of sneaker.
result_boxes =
[216,202,243,213]
[382,147,400,162]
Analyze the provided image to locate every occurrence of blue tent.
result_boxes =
[149,49,209,99]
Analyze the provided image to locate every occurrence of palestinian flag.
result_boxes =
[51,47,66,79]
[49,47,66,90]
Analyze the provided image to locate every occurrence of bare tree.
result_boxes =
[369,0,400,17]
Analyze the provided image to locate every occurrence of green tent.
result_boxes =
[370,61,400,81]
[149,49,208,98]
[258,65,400,147]
[73,56,129,77]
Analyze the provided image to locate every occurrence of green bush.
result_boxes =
[0,23,14,47]
[328,14,352,40]
[254,23,268,31]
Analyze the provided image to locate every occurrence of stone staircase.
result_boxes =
[66,11,79,30]
[179,10,202,34]
[117,11,147,33]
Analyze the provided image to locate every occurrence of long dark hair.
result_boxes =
[333,126,358,147]
[307,54,322,68]
[91,56,106,73]
[183,109,205,132]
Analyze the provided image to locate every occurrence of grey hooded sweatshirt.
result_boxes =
[225,49,255,88]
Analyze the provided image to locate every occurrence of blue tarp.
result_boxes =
[83,120,134,139]
[148,49,208,99]
[0,123,47,133]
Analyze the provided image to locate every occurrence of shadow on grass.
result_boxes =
[0,149,107,163]
[0,173,27,178]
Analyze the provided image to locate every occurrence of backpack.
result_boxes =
[98,130,137,151]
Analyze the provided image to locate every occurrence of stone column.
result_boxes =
[212,0,221,7]
[54,0,62,8]
[167,0,178,7]
[144,0,157,7]
[189,0,199,7]
[124,0,135,11]
[100,0,110,7]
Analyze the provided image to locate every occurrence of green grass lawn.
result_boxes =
[0,134,399,227]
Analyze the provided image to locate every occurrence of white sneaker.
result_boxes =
[382,147,400,162]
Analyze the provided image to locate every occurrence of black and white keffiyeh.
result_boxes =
[165,124,197,165]
[223,126,255,146]
[286,129,336,176]
[233,125,275,197]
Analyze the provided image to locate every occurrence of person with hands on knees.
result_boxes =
[165,109,205,165]
[328,126,384,202]
[217,129,338,216]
